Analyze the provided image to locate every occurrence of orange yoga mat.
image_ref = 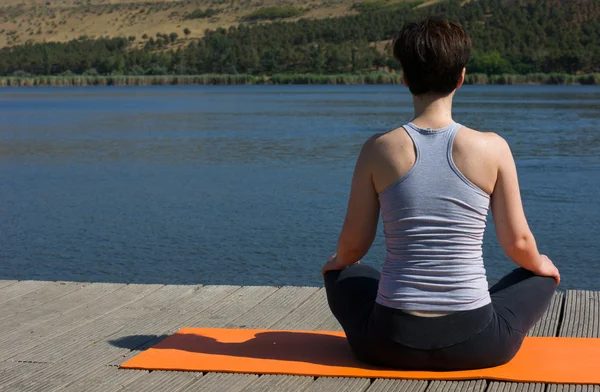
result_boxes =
[120,328,600,384]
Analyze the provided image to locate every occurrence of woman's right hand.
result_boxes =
[534,254,560,285]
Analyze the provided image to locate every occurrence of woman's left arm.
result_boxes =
[323,139,380,274]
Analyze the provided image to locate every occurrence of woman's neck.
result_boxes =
[411,92,455,129]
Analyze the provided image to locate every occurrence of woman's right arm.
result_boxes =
[490,135,560,284]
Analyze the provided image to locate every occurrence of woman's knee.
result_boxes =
[490,267,557,295]
[508,267,557,286]
[505,267,535,282]
[519,268,557,295]
[530,275,558,300]
[338,263,381,281]
[324,264,380,329]
[534,274,558,287]
[323,270,342,289]
[324,264,380,288]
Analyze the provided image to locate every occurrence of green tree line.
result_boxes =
[0,0,599,77]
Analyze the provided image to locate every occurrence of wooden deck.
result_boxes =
[0,280,597,392]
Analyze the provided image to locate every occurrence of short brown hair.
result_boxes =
[393,17,471,96]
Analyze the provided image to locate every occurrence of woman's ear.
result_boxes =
[456,68,466,89]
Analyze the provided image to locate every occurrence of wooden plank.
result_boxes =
[1,284,271,391]
[547,386,600,392]
[110,285,288,366]
[120,284,239,334]
[271,288,334,330]
[528,291,564,337]
[108,285,277,366]
[0,284,162,361]
[0,280,17,290]
[153,286,281,390]
[0,336,149,391]
[0,282,124,334]
[317,313,343,331]
[367,379,428,392]
[0,281,49,305]
[12,284,192,363]
[184,286,279,328]
[106,285,241,366]
[0,281,86,321]
[0,360,24,376]
[310,377,371,392]
[239,375,314,392]
[487,383,545,392]
[182,373,258,392]
[0,362,46,389]
[560,290,600,338]
[259,288,352,390]
[109,286,292,390]
[229,287,335,390]
[226,286,319,329]
[426,380,486,392]
[60,366,147,392]
[112,287,319,391]
[115,286,312,391]
[114,371,200,392]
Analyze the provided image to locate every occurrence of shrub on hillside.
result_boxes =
[351,0,423,13]
[185,8,220,19]
[242,6,305,21]
[12,70,31,77]
[83,68,99,76]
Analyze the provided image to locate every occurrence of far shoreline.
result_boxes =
[1,73,599,88]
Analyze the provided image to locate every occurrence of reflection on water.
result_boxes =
[1,85,599,289]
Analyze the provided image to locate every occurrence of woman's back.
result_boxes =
[376,122,491,311]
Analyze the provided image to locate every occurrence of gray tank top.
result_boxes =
[376,122,492,311]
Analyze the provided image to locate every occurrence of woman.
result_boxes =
[322,17,560,371]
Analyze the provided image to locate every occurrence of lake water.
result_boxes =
[1,85,599,290]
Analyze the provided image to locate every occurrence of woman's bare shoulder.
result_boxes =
[359,128,417,192]
[362,127,413,159]
[453,126,513,194]
[455,126,511,159]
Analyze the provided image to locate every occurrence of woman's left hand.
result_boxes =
[322,253,356,277]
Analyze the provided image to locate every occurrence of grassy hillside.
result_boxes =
[0,0,437,48]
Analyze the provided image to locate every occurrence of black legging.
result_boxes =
[324,265,557,371]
